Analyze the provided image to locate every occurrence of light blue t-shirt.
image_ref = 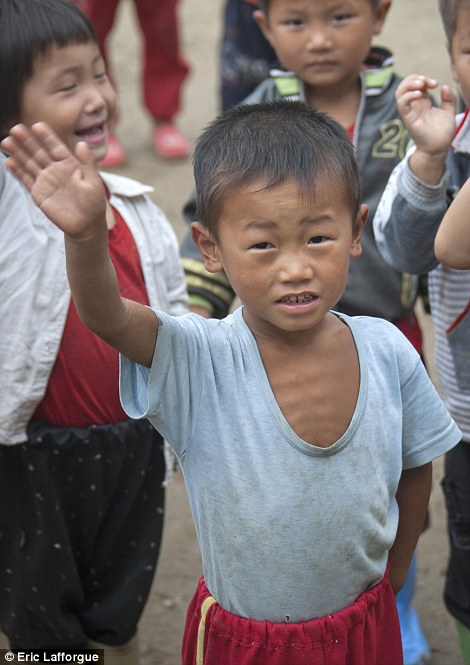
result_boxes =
[120,307,460,622]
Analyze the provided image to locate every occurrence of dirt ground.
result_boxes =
[1,1,464,663]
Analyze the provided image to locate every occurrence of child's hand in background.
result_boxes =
[396,74,456,159]
[1,122,106,240]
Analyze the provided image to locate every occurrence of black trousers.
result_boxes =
[0,419,165,649]
[220,0,276,109]
[442,440,470,629]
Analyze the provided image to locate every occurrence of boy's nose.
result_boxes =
[306,25,333,51]
[279,256,314,283]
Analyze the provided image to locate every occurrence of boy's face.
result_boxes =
[255,0,390,93]
[449,3,470,108]
[193,178,367,339]
[19,41,117,164]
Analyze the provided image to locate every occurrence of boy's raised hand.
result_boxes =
[396,75,456,157]
[1,122,106,238]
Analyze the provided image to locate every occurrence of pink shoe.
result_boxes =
[99,134,126,168]
[153,123,191,159]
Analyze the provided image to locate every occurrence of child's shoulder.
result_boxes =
[345,312,411,342]
[362,47,401,108]
[243,76,282,104]
[100,170,179,249]
[341,313,420,367]
[99,170,154,199]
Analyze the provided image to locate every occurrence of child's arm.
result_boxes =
[435,176,470,268]
[1,123,158,367]
[388,462,432,594]
[396,75,456,185]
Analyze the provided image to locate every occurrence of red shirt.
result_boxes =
[33,207,149,427]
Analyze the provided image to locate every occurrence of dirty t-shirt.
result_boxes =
[120,307,460,622]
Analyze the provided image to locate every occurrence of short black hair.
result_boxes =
[257,0,381,14]
[438,0,470,43]
[193,100,361,238]
[0,0,97,139]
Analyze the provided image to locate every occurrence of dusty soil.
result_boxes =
[1,1,463,663]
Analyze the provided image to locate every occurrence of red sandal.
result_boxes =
[153,123,191,159]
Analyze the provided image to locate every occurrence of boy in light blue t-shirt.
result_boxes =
[2,101,460,665]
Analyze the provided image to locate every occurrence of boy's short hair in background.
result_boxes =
[0,0,97,138]
[438,0,470,42]
[193,100,361,238]
[257,0,381,15]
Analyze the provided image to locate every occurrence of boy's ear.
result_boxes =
[372,0,392,36]
[253,10,274,47]
[191,222,223,273]
[350,204,368,258]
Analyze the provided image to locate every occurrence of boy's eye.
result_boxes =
[59,84,77,92]
[331,13,353,24]
[308,236,326,244]
[251,241,273,250]
[283,17,303,27]
[95,71,107,80]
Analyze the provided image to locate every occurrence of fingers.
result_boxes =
[0,123,99,201]
[32,124,95,168]
[2,123,68,189]
[2,126,48,182]
[395,75,437,111]
[396,74,438,100]
[74,139,96,168]
[3,122,71,165]
[396,75,457,111]
[440,84,457,111]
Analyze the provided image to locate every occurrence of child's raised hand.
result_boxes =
[396,75,456,157]
[1,122,106,239]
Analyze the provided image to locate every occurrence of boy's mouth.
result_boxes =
[279,294,315,304]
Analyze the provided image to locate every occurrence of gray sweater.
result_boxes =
[374,113,470,441]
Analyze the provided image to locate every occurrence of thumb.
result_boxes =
[74,140,95,167]
[74,140,103,189]
[440,85,457,112]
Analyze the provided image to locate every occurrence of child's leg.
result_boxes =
[81,0,121,78]
[442,440,470,664]
[182,572,403,665]
[220,0,276,110]
[133,0,189,121]
[0,438,88,648]
[396,552,430,664]
[73,421,165,646]
[0,420,165,650]
[456,619,470,664]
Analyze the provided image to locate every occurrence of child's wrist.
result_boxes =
[409,149,447,186]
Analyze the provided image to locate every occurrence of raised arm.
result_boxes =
[435,176,470,268]
[374,75,457,274]
[396,75,456,185]
[1,123,158,367]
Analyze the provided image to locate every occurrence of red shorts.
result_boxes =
[182,572,403,665]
